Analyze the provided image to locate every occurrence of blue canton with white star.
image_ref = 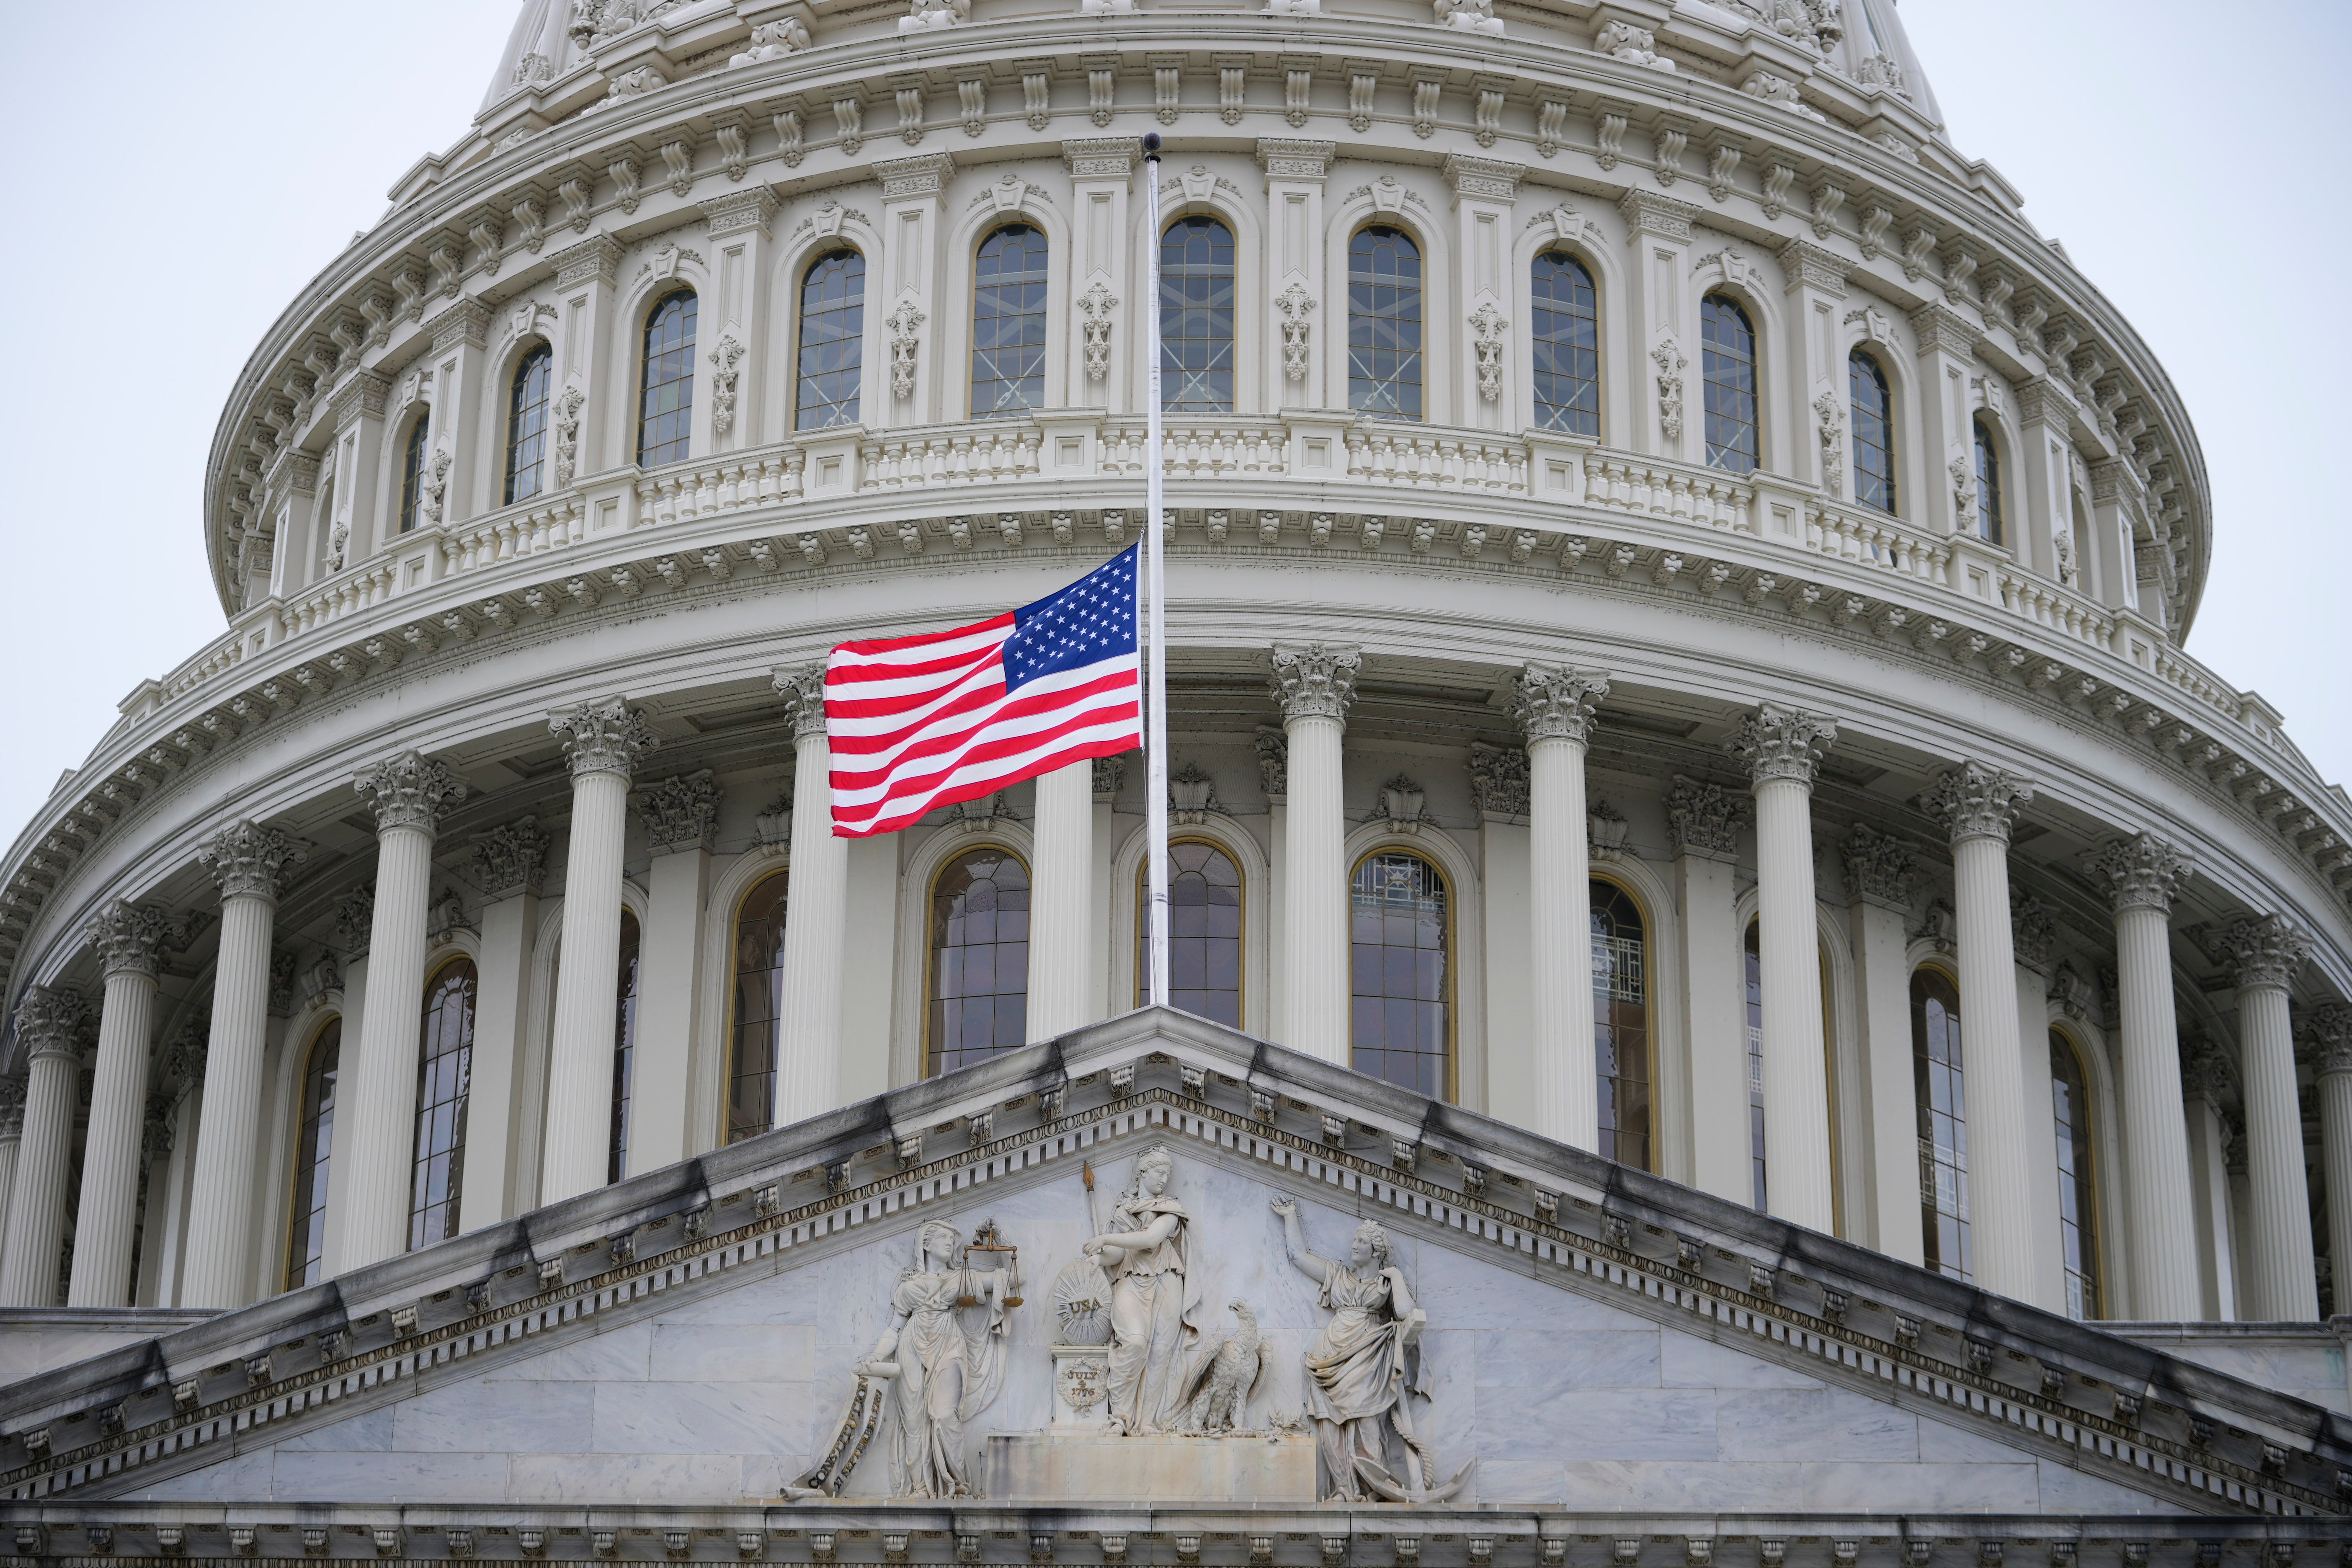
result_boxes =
[1005,546,1139,691]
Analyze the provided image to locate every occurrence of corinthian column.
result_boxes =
[0,1079,23,1259]
[541,699,660,1206]
[1921,762,2037,1303]
[0,988,87,1306]
[2221,913,2317,1320]
[337,751,468,1271]
[773,666,849,1126]
[181,821,309,1308]
[1269,642,1361,1066]
[2087,832,2201,1319]
[1729,704,1838,1232]
[72,900,189,1306]
[1512,663,1609,1150]
[2307,1004,2352,1318]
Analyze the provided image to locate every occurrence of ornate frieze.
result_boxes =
[1667,775,1741,860]
[1064,136,1143,179]
[701,188,779,239]
[634,770,724,856]
[1268,643,1361,724]
[473,817,550,901]
[425,299,491,353]
[2087,832,2194,914]
[1466,742,1529,820]
[1920,761,2034,846]
[2219,914,2311,993]
[550,234,624,290]
[1729,704,1838,789]
[549,698,660,781]
[12,984,90,1062]
[1616,189,1699,242]
[1509,663,1607,745]
[2303,1003,2352,1078]
[84,899,191,981]
[1840,823,1913,907]
[1254,138,1336,181]
[195,820,310,904]
[355,750,469,834]
[1440,153,1522,201]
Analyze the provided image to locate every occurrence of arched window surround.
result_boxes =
[1132,192,1265,413]
[1341,219,1432,425]
[500,339,556,508]
[1108,812,1272,1039]
[790,246,869,433]
[889,824,1038,1091]
[939,200,1070,420]
[770,224,877,435]
[254,983,346,1304]
[720,869,789,1147]
[1589,870,1654,1173]
[516,888,643,1214]
[280,1014,343,1293]
[1698,289,1766,476]
[1579,855,1687,1183]
[1847,346,1900,517]
[923,843,1035,1080]
[2047,1024,2107,1320]
[409,951,480,1251]
[1525,248,1604,442]
[634,286,699,468]
[395,406,432,536]
[967,222,1053,420]
[1907,957,1968,1282]
[1971,413,2008,549]
[2041,1013,2128,1318]
[1339,820,1486,1112]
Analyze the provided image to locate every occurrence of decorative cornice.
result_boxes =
[550,233,626,289]
[1509,663,1607,745]
[10,984,89,1064]
[1466,741,1529,820]
[1441,153,1523,200]
[83,899,191,982]
[1920,761,2035,847]
[1666,774,1741,860]
[425,298,492,352]
[1255,138,1337,181]
[1617,188,1701,242]
[1777,238,1850,297]
[1729,703,1837,789]
[354,750,469,835]
[633,770,723,856]
[1841,823,1914,908]
[2087,832,2194,916]
[700,187,780,239]
[874,151,957,199]
[2014,377,2075,429]
[549,698,660,782]
[773,663,829,743]
[328,372,391,431]
[1908,301,1980,358]
[2220,913,2311,994]
[1267,642,1361,725]
[472,817,550,901]
[194,820,310,905]
[1065,136,1142,179]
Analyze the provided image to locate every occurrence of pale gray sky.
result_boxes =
[2,0,2342,849]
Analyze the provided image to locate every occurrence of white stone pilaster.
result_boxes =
[1256,139,1333,410]
[2181,1058,2240,1322]
[2222,914,2317,1321]
[1843,825,1925,1265]
[774,666,850,1127]
[634,821,712,1174]
[1618,190,1702,464]
[1777,240,1851,494]
[1670,777,1746,1203]
[0,988,86,1307]
[1269,643,1359,1068]
[874,151,955,428]
[458,820,548,1228]
[72,900,183,1307]
[1513,664,1606,1149]
[1029,762,1096,1041]
[0,1080,22,1263]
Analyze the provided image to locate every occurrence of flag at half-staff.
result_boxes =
[824,546,1143,838]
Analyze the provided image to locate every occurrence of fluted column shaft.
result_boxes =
[2089,833,2200,1319]
[0,989,88,1306]
[1732,705,1837,1232]
[72,902,183,1306]
[0,1081,22,1263]
[337,752,467,1271]
[1517,665,1608,1150]
[2310,1008,2352,1317]
[1271,643,1359,1067]
[542,700,659,1205]
[182,823,307,1309]
[2225,915,2317,1320]
[774,667,848,1126]
[1027,761,1096,1041]
[1925,762,2037,1303]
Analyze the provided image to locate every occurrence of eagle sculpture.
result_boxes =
[1178,1298,1268,1434]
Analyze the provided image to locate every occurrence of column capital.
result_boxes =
[355,750,469,834]
[773,663,830,741]
[1729,703,1837,789]
[549,698,660,781]
[1510,663,1608,745]
[1268,642,1361,724]
[1840,823,1914,908]
[333,885,376,958]
[2300,1002,2352,1078]
[10,984,90,1062]
[1252,725,1289,799]
[2088,831,2195,915]
[2010,891,2057,975]
[163,1018,208,1091]
[634,770,724,856]
[83,899,196,982]
[2221,913,2311,994]
[1921,761,2035,846]
[2180,1039,2233,1105]
[195,820,311,903]
[472,816,551,900]
[1667,774,1743,861]
[1467,742,1530,821]
[0,1078,23,1140]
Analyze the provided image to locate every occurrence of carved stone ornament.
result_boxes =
[708,335,745,435]
[2179,1039,2233,1106]
[1920,761,2035,847]
[899,0,969,33]
[2304,1003,2352,1078]
[1077,282,1118,382]
[729,16,810,65]
[354,750,469,834]
[333,885,377,958]
[1651,338,1688,442]
[12,984,91,1063]
[1813,391,1844,494]
[473,816,551,900]
[1170,762,1220,825]
[1729,704,1838,789]
[2048,961,2099,1024]
[1510,663,1608,745]
[1841,823,1914,907]
[1092,752,1129,801]
[634,770,724,855]
[269,948,300,1016]
[1466,742,1529,820]
[553,387,586,488]
[549,698,661,781]
[84,900,192,981]
[2009,892,2058,974]
[1667,775,1741,859]
[885,300,926,398]
[0,1077,25,1140]
[196,820,311,903]
[1274,283,1315,382]
[2087,832,2194,915]
[1594,19,1672,70]
[1435,0,1503,34]
[1253,726,1289,797]
[774,663,830,741]
[426,887,473,947]
[1588,800,1630,861]
[1468,302,1506,402]
[2220,913,2312,993]
[1914,899,1957,956]
[1268,643,1362,724]
[1374,775,1429,835]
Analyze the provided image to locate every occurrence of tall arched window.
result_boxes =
[1973,416,2004,544]
[396,412,430,534]
[1531,251,1600,437]
[1700,294,1758,474]
[1138,839,1242,1027]
[410,958,476,1251]
[1911,967,1970,1281]
[1348,226,1423,420]
[1593,880,1649,1169]
[972,225,1049,417]
[637,290,697,466]
[283,1019,340,1291]
[2051,1031,2102,1319]
[728,871,788,1145]
[1849,349,1896,513]
[607,908,642,1184]
[503,345,553,505]
[796,250,865,430]
[1161,217,1235,414]
[1349,850,1449,1097]
[929,848,1031,1075]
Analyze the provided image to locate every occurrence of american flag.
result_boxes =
[825,548,1142,838]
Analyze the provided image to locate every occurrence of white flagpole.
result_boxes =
[1141,134,1171,1011]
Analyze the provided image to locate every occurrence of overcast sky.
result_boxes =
[1,0,2343,851]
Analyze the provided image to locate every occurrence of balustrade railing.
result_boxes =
[1579,453,1754,531]
[443,494,591,575]
[1802,497,1953,587]
[861,423,1042,490]
[633,448,804,525]
[1098,418,1290,478]
[1344,420,1527,493]
[1996,567,2118,655]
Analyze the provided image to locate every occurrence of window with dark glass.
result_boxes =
[1161,217,1236,415]
[796,250,865,430]
[1138,839,1242,1028]
[972,225,1049,417]
[397,413,430,534]
[608,908,642,1184]
[728,871,788,1145]
[1349,850,1449,1098]
[1531,251,1600,437]
[503,345,553,505]
[930,848,1031,1076]
[637,289,697,466]
[1700,294,1758,474]
[1912,967,1970,1281]
[2052,1032,2101,1319]
[1849,349,1896,513]
[1974,415,2004,544]
[1593,881,1649,1170]
[1347,226,1423,420]
[284,1019,340,1290]
[410,958,476,1251]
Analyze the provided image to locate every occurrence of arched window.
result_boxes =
[503,345,553,505]
[283,1019,340,1291]
[929,848,1031,1075]
[1348,226,1423,420]
[396,413,430,534]
[1593,880,1649,1169]
[2051,1031,2102,1319]
[727,871,788,1145]
[1911,967,1970,1281]
[972,225,1049,417]
[1349,849,1449,1097]
[410,957,476,1251]
[796,250,865,430]
[1161,217,1235,415]
[1849,349,1896,513]
[1531,251,1600,437]
[1743,921,1842,1219]
[1138,839,1242,1027]
[1973,415,2004,544]
[637,290,696,466]
[1700,294,1759,474]
[607,908,642,1184]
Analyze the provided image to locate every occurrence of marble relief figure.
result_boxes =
[1081,1145,1208,1434]
[852,1219,1019,1498]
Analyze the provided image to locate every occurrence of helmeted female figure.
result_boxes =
[854,1219,1015,1497]
[1081,1145,1205,1433]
